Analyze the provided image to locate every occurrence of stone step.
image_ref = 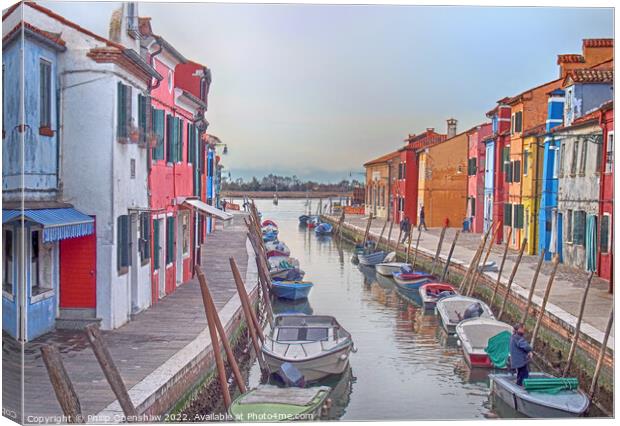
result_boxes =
[56,308,101,330]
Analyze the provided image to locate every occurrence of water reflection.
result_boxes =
[243,199,502,420]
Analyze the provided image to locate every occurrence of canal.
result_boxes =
[243,199,513,420]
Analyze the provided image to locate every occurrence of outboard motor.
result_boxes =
[273,362,306,387]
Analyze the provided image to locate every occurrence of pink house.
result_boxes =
[466,123,492,233]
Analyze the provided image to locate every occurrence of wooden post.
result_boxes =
[84,324,138,419]
[230,258,265,343]
[440,230,460,282]
[521,249,546,325]
[589,307,613,398]
[458,225,489,293]
[531,254,560,350]
[563,271,594,377]
[430,226,447,275]
[405,230,413,263]
[195,265,247,394]
[386,221,394,249]
[467,222,501,296]
[396,228,403,252]
[411,228,422,268]
[40,345,84,423]
[498,237,527,320]
[255,256,274,328]
[362,214,373,246]
[490,226,512,307]
[378,220,387,247]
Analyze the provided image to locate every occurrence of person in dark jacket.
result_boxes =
[510,323,533,386]
[418,206,428,231]
[400,217,411,243]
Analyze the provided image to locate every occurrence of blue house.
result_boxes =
[538,89,565,260]
[2,22,94,341]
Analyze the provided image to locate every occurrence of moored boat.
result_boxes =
[419,282,458,310]
[314,223,333,235]
[375,262,411,277]
[358,250,386,266]
[271,268,305,280]
[489,372,590,418]
[265,241,291,256]
[299,215,310,225]
[455,317,512,368]
[228,385,332,422]
[435,295,494,334]
[262,314,354,382]
[272,281,314,301]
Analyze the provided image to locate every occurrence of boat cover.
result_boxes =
[523,377,579,394]
[484,330,511,368]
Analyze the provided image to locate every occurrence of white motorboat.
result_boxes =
[262,314,354,382]
[435,295,494,334]
[455,317,512,368]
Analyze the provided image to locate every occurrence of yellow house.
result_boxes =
[363,150,400,219]
[520,125,545,255]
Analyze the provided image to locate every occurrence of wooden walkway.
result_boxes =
[2,213,250,423]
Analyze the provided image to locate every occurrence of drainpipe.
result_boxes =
[533,134,541,255]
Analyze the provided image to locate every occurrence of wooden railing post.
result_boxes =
[531,254,560,350]
[498,237,527,320]
[40,345,84,423]
[563,271,594,376]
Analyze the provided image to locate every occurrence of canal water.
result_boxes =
[242,199,514,420]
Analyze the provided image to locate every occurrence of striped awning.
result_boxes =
[2,208,95,242]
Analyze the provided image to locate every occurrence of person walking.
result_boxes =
[418,205,428,231]
[400,216,411,243]
[510,323,533,386]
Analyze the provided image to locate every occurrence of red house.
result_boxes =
[394,127,448,224]
[598,100,613,290]
[139,19,212,303]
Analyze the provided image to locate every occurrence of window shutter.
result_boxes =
[513,160,521,182]
[504,203,512,227]
[600,215,609,253]
[117,82,125,137]
[126,85,133,135]
[138,94,147,144]
[178,118,184,162]
[166,114,173,162]
[166,216,175,264]
[153,220,160,270]
[117,215,129,270]
[574,211,586,246]
[157,109,165,160]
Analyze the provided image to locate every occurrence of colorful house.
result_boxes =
[396,125,449,225]
[3,2,163,336]
[466,123,492,233]
[519,124,546,255]
[417,122,469,228]
[363,150,400,219]
[598,101,613,289]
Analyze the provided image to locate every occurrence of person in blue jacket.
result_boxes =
[510,322,533,386]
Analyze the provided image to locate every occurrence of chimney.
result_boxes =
[447,118,457,139]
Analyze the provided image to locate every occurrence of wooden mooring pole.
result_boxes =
[230,257,265,343]
[530,254,560,350]
[362,214,373,246]
[40,345,84,423]
[440,230,460,282]
[563,271,594,377]
[386,221,394,249]
[497,237,527,320]
[405,230,413,263]
[467,222,501,297]
[521,249,546,325]
[490,227,512,308]
[378,220,387,247]
[411,228,422,268]
[84,324,138,420]
[458,224,491,293]
[195,265,247,395]
[589,307,613,398]
[430,226,447,275]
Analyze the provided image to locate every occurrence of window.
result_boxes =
[117,215,130,273]
[153,219,160,270]
[468,158,477,176]
[523,150,529,176]
[130,159,136,179]
[503,203,512,226]
[573,210,586,246]
[605,132,614,174]
[503,147,511,180]
[31,230,52,295]
[558,143,565,177]
[514,111,523,133]
[178,118,184,162]
[511,115,515,134]
[140,212,150,264]
[570,139,579,175]
[470,197,476,217]
[167,70,173,93]
[117,82,132,139]
[40,60,52,128]
[166,216,175,265]
[3,229,13,294]
[187,123,196,164]
[151,108,165,160]
[505,161,513,183]
[513,204,524,229]
[600,214,610,254]
[138,94,148,145]
[166,116,183,163]
[579,137,587,175]
[566,210,573,242]
[181,213,189,256]
[513,160,521,183]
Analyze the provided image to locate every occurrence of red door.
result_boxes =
[60,232,97,308]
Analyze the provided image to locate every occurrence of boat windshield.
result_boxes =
[277,327,329,342]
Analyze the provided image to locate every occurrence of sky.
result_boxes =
[39,1,613,182]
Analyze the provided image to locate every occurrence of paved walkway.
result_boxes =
[331,214,614,349]
[2,213,251,423]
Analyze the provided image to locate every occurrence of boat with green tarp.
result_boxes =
[228,385,332,422]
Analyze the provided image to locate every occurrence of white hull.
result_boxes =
[263,344,352,382]
[436,296,494,334]
[375,262,410,276]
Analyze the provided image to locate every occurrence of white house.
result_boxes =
[20,2,162,330]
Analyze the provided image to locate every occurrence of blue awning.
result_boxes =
[2,208,95,243]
